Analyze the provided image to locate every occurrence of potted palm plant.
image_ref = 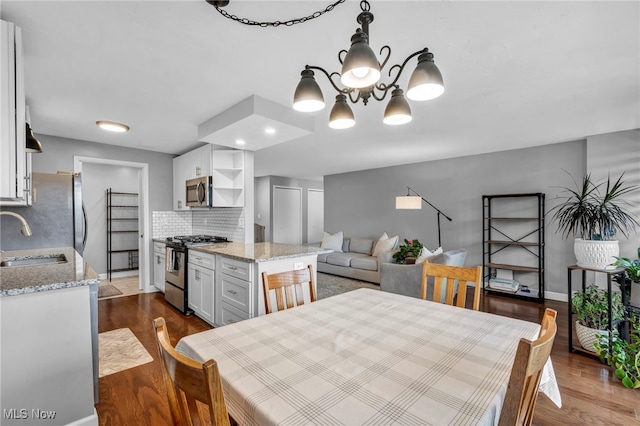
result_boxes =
[572,284,624,352]
[551,172,640,269]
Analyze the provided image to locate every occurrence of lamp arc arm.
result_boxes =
[406,186,453,222]
[305,65,349,95]
[384,48,430,89]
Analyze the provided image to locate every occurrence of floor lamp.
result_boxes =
[395,186,453,247]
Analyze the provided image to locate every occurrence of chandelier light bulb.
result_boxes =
[340,30,381,89]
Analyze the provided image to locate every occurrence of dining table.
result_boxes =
[176,288,561,426]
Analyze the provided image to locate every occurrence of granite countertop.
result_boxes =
[190,242,333,262]
[0,247,99,297]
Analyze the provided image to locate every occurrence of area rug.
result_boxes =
[316,272,379,299]
[98,328,153,378]
[98,284,123,299]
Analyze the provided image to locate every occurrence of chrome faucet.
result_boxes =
[0,211,33,236]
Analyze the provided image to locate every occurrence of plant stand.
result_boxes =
[567,264,626,356]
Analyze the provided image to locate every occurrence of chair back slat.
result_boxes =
[153,317,231,426]
[421,263,483,310]
[262,265,317,314]
[498,308,557,426]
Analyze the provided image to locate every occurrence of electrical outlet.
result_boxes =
[294,262,303,270]
[239,217,245,227]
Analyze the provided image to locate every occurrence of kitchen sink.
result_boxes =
[0,254,68,268]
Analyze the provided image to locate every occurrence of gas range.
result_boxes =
[166,234,230,248]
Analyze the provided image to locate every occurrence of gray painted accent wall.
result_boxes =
[325,140,587,297]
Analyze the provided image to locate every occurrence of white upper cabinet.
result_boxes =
[172,154,189,210]
[172,146,245,209]
[1,20,29,206]
[188,145,212,179]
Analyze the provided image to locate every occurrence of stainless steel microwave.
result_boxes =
[185,176,212,207]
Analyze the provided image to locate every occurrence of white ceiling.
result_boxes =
[1,1,638,181]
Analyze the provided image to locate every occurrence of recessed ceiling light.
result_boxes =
[235,139,246,145]
[264,127,276,135]
[96,120,130,133]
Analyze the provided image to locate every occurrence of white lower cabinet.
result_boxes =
[187,251,215,325]
[153,242,166,293]
[215,256,253,327]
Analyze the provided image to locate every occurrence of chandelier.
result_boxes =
[292,0,445,129]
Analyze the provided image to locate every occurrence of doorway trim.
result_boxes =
[73,156,151,293]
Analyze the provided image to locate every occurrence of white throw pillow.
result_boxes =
[321,231,343,252]
[373,233,399,256]
[416,246,444,264]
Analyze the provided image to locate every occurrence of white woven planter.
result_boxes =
[575,321,609,353]
[574,239,619,269]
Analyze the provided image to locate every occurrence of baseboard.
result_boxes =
[544,290,568,302]
[98,271,139,280]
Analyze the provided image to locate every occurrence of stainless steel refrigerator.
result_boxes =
[0,172,86,253]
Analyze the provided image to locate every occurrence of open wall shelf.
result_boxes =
[482,193,545,302]
[106,189,139,280]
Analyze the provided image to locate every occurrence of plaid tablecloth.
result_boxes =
[176,288,561,426]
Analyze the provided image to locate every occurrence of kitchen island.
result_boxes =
[0,247,99,426]
[189,242,332,326]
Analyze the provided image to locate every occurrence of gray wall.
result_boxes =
[0,134,174,259]
[254,175,323,243]
[31,134,174,212]
[324,140,586,297]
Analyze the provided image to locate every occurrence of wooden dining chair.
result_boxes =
[261,264,317,314]
[498,308,558,426]
[153,317,231,426]
[420,263,483,310]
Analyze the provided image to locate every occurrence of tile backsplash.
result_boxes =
[153,209,245,242]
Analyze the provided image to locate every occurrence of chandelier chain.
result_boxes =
[212,0,347,28]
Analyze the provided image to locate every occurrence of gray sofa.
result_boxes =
[379,249,468,299]
[315,237,397,284]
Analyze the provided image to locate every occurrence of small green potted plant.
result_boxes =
[572,284,624,352]
[550,172,640,269]
[393,239,424,264]
[594,314,640,389]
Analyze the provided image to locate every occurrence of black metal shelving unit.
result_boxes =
[106,188,139,281]
[482,193,545,302]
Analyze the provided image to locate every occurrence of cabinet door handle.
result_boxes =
[227,289,237,295]
[227,319,236,324]
[228,266,237,270]
[157,256,161,264]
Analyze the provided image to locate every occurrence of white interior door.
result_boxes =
[307,189,324,243]
[273,186,302,244]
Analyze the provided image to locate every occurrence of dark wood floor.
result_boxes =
[95,291,640,426]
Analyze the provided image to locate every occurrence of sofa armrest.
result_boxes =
[376,250,397,267]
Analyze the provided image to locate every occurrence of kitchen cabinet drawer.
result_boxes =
[220,302,250,326]
[189,251,215,270]
[219,256,251,281]
[220,273,250,313]
[153,242,165,255]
